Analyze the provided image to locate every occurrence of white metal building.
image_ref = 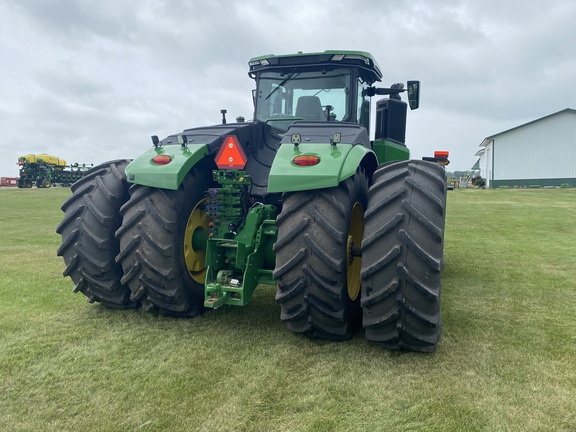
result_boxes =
[476,108,576,188]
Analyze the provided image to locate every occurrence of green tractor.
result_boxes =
[57,51,447,352]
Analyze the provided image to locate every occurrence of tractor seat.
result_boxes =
[295,96,325,121]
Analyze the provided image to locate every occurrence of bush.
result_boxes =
[473,177,485,188]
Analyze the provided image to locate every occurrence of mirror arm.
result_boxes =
[362,86,406,97]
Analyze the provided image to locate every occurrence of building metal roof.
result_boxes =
[479,108,576,148]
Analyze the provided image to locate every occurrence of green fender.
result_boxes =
[125,144,209,190]
[267,143,377,193]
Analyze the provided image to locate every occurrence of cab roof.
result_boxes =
[248,50,383,84]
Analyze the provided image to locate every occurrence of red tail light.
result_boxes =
[215,136,247,170]
[292,155,320,166]
[152,155,172,165]
[434,151,450,166]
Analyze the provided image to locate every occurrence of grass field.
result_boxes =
[1,186,575,431]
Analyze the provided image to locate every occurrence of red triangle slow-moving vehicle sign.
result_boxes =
[215,136,247,169]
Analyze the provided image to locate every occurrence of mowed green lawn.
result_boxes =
[1,186,575,432]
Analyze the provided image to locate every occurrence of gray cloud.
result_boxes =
[1,0,575,177]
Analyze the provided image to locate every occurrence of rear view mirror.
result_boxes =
[407,81,420,110]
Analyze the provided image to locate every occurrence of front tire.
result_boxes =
[361,160,447,352]
[273,170,368,340]
[116,166,214,316]
[56,160,135,308]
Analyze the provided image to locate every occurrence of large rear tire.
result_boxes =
[115,166,213,316]
[361,160,447,352]
[273,170,368,340]
[56,160,136,308]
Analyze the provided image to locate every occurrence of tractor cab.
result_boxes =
[248,51,420,139]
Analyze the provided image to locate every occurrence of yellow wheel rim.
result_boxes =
[346,202,364,301]
[183,199,211,284]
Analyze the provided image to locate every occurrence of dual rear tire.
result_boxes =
[57,160,213,315]
[273,160,447,351]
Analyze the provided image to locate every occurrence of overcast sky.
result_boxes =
[1,0,575,177]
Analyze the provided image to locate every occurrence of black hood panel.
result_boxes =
[161,121,281,198]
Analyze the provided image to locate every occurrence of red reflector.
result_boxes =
[292,155,320,166]
[215,136,247,169]
[152,155,172,165]
[434,151,449,159]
